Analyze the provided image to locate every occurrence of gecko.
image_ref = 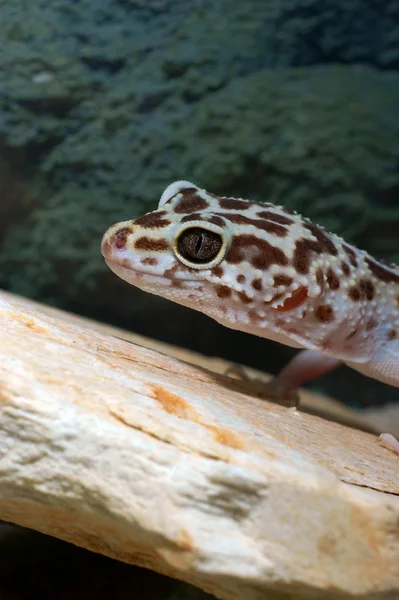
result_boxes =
[101,181,399,454]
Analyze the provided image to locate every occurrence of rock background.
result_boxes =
[0,0,399,407]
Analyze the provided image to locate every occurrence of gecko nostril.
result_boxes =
[112,226,132,250]
[115,237,126,249]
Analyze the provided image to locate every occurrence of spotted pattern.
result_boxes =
[365,257,399,284]
[141,257,158,266]
[326,268,340,291]
[226,234,289,269]
[219,198,251,210]
[343,244,358,268]
[135,211,171,228]
[103,180,399,376]
[256,210,294,226]
[181,213,225,227]
[216,285,231,298]
[174,190,209,214]
[349,279,375,302]
[212,265,224,277]
[217,212,288,237]
[252,278,262,291]
[341,261,350,276]
[315,305,335,323]
[135,237,169,252]
[274,274,293,287]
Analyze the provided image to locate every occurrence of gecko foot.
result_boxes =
[224,363,299,407]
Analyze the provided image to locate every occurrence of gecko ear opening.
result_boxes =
[273,286,308,312]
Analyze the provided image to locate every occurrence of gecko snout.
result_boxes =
[101,223,134,260]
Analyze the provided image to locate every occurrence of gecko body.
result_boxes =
[101,181,399,389]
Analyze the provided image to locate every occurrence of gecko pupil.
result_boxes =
[177,227,223,264]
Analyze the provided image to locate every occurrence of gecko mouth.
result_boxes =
[104,258,201,289]
[104,258,170,287]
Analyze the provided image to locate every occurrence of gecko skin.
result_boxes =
[101,181,399,392]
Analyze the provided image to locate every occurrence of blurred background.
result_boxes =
[0,1,398,598]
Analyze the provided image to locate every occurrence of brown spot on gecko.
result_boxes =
[315,304,334,323]
[349,279,375,302]
[217,213,288,237]
[181,213,201,223]
[293,239,317,274]
[236,274,245,284]
[174,190,209,213]
[226,234,289,270]
[359,279,375,300]
[219,198,251,210]
[237,291,252,304]
[208,216,225,227]
[141,257,158,266]
[135,237,169,252]
[366,317,378,330]
[341,261,350,276]
[343,243,358,267]
[348,286,361,302]
[252,278,262,291]
[163,265,179,279]
[134,210,171,228]
[256,210,294,225]
[171,279,183,288]
[388,329,397,340]
[304,223,338,256]
[216,285,231,298]
[212,265,224,277]
[181,214,225,227]
[273,274,293,287]
[326,268,340,290]
[294,225,338,275]
[316,268,324,289]
[365,257,399,284]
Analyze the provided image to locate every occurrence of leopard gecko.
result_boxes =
[101,181,399,454]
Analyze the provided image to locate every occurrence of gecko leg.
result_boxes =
[225,350,342,407]
[261,349,342,406]
[270,349,342,391]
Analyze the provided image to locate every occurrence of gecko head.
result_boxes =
[101,181,233,308]
[101,181,327,331]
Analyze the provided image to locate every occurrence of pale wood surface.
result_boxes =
[0,291,398,599]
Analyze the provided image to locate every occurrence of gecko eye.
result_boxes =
[176,227,223,265]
